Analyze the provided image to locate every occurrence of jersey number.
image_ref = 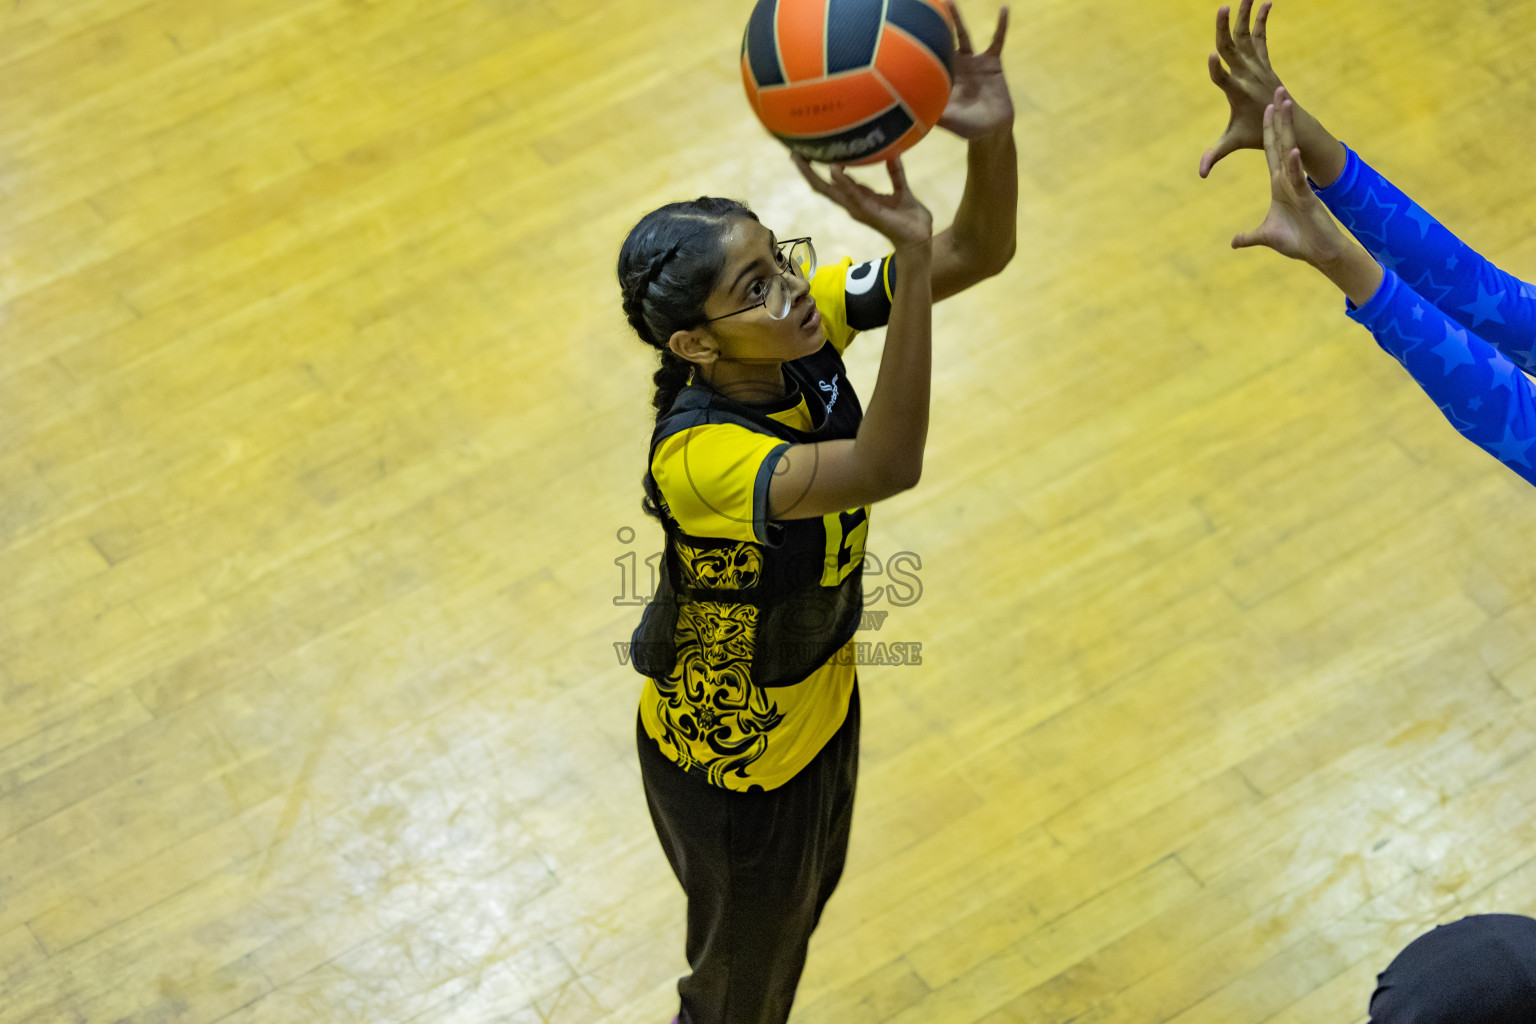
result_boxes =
[820,506,869,587]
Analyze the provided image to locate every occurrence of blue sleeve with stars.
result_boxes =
[1348,268,1536,485]
[1313,144,1536,374]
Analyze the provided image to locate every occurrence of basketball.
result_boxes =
[741,0,956,165]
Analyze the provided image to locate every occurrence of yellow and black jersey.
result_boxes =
[632,254,897,792]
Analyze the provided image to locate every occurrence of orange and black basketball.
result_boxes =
[741,0,956,165]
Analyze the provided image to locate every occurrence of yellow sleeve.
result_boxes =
[810,258,857,356]
[650,424,791,543]
[809,255,896,355]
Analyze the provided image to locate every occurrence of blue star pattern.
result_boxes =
[1432,324,1477,374]
[1488,426,1536,469]
[1488,355,1521,395]
[1348,269,1536,486]
[1314,145,1536,373]
[1376,318,1422,367]
[1336,186,1398,250]
[1438,401,1478,433]
[1406,270,1456,309]
[1458,283,1507,327]
[1405,203,1439,239]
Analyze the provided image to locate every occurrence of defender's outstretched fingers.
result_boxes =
[1271,93,1297,186]
[1215,6,1239,64]
[1234,0,1254,48]
[1261,102,1284,181]
[1252,1,1273,63]
[1277,100,1307,194]
[1286,146,1307,195]
[1208,51,1232,88]
[1275,98,1294,154]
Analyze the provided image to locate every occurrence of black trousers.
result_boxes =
[1369,914,1536,1023]
[637,683,860,1024]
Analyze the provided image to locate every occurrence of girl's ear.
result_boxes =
[669,328,718,366]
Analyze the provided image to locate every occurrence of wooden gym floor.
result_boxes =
[4,0,1536,1021]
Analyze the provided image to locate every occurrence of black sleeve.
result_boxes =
[844,254,896,332]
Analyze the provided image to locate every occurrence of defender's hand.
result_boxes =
[1201,0,1285,179]
[1231,91,1347,267]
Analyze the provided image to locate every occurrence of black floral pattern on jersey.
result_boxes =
[651,540,784,786]
[674,540,762,590]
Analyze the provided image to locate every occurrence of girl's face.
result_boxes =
[695,218,824,367]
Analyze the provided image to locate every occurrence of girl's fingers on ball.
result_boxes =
[827,164,854,198]
[826,166,870,211]
[792,154,833,195]
[835,166,878,199]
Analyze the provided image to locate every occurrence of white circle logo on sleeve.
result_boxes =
[845,259,880,296]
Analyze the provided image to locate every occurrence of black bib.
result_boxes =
[630,343,868,688]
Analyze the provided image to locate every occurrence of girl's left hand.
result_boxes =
[937,2,1013,140]
[793,155,934,249]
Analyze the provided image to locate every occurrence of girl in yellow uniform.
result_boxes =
[618,7,1016,1021]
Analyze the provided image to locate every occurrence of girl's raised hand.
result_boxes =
[1200,0,1284,178]
[1230,89,1347,266]
[793,154,934,248]
[937,2,1013,140]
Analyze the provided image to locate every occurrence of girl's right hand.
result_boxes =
[793,154,933,249]
[1200,0,1285,178]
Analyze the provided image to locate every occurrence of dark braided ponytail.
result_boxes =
[618,197,758,522]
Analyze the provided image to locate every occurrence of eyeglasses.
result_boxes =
[699,237,817,324]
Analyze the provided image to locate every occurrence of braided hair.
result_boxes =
[618,197,758,521]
